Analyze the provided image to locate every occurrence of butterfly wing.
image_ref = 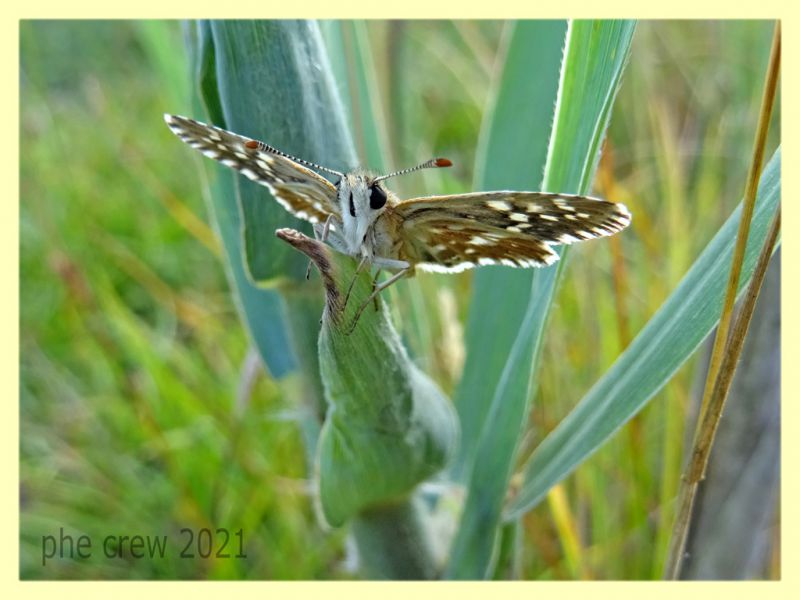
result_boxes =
[391,191,631,272]
[164,114,339,224]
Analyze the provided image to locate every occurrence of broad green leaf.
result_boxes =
[209,20,357,283]
[184,21,295,377]
[144,20,296,378]
[506,148,782,519]
[447,20,636,579]
[186,20,367,417]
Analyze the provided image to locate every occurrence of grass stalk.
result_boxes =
[663,21,781,578]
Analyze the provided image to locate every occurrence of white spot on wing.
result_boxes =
[468,235,493,246]
[509,213,529,223]
[541,214,559,222]
[487,200,511,211]
[417,261,477,274]
[543,252,558,265]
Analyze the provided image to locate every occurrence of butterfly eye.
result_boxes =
[348,191,356,217]
[369,185,387,210]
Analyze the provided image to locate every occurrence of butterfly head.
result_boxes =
[335,158,453,255]
[336,172,389,254]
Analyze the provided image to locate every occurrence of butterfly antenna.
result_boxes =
[372,157,453,183]
[244,139,345,178]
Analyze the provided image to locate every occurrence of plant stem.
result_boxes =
[663,22,781,577]
[692,20,781,431]
[665,209,780,579]
[351,496,437,580]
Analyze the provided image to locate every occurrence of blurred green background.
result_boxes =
[20,20,779,579]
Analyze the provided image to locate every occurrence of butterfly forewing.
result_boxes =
[391,191,631,272]
[164,114,339,224]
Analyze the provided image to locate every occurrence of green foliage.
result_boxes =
[305,244,457,528]
[20,19,779,580]
[453,20,568,483]
[20,20,344,580]
[207,20,356,283]
[189,20,360,416]
[447,20,636,580]
[507,149,781,518]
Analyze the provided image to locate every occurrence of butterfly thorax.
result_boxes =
[336,171,395,258]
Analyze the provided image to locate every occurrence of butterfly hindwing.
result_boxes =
[400,220,559,272]
[392,191,631,272]
[164,114,339,224]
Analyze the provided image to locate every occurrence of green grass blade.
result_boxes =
[544,20,636,192]
[447,19,636,579]
[506,148,782,519]
[452,19,568,481]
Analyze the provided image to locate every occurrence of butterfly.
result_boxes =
[164,114,631,323]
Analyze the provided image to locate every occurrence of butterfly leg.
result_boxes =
[370,270,381,311]
[342,255,369,312]
[346,266,411,335]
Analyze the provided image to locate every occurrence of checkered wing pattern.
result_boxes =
[392,191,631,272]
[164,114,339,224]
